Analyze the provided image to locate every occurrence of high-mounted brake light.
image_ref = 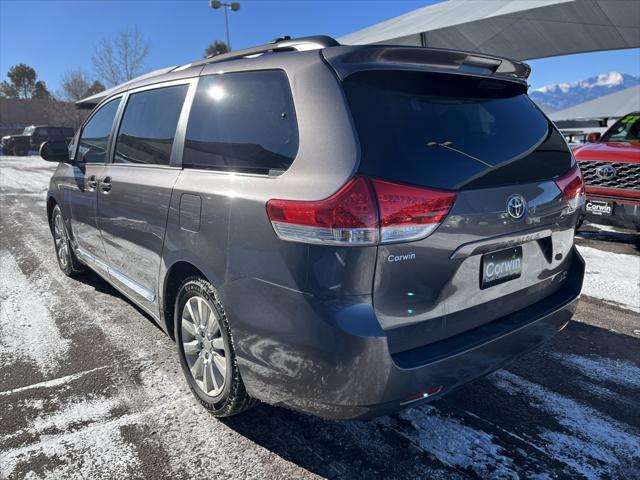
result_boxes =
[554,164,585,212]
[266,176,456,246]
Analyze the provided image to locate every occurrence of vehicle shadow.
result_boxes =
[72,270,167,336]
[219,318,640,479]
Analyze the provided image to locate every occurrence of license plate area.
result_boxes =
[481,246,523,289]
[585,199,613,216]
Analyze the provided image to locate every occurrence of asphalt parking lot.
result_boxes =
[1,155,639,480]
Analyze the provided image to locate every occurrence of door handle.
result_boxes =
[86,175,98,191]
[99,176,112,194]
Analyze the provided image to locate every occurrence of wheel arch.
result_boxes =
[162,260,208,341]
[46,195,58,233]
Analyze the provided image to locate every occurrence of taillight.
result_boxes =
[266,176,379,245]
[266,176,456,246]
[554,164,585,212]
[371,179,456,244]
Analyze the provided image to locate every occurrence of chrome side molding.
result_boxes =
[76,247,156,302]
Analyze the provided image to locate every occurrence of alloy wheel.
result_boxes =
[181,296,227,397]
[53,213,70,268]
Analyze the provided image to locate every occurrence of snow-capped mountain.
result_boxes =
[530,72,639,112]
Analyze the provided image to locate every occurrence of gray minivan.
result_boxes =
[42,36,585,419]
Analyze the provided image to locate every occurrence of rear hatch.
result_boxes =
[341,69,581,354]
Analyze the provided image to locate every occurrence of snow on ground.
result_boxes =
[0,252,70,375]
[576,244,640,313]
[550,352,640,390]
[493,370,640,480]
[395,406,518,479]
[0,158,54,194]
[1,154,639,479]
[1,407,142,480]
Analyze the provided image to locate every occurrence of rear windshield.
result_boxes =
[343,70,572,190]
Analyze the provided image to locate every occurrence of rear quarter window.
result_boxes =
[344,70,572,190]
[183,70,298,174]
[114,84,188,166]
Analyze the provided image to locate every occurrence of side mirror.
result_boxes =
[40,140,71,163]
[587,132,601,143]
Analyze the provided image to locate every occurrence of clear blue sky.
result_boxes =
[1,0,638,94]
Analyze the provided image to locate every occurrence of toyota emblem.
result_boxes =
[595,164,617,180]
[507,194,527,220]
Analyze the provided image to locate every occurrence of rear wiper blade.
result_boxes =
[426,140,493,168]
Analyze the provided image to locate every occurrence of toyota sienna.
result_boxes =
[41,36,585,419]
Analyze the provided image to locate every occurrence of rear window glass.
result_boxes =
[343,70,572,189]
[183,70,298,174]
[115,85,188,165]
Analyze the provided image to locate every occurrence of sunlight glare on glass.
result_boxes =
[208,85,225,101]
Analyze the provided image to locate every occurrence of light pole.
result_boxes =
[209,1,240,51]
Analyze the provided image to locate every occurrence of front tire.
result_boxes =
[51,205,86,276]
[175,277,257,417]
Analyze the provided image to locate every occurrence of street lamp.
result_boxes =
[209,1,240,51]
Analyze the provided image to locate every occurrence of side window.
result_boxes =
[114,85,188,165]
[35,127,48,137]
[63,128,75,138]
[78,99,121,164]
[183,70,298,174]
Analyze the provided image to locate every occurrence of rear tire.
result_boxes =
[51,205,86,276]
[175,276,257,417]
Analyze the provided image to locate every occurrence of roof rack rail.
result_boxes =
[188,35,340,68]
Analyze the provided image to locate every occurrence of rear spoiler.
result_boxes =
[322,45,531,84]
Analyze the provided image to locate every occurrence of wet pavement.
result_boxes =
[1,156,639,480]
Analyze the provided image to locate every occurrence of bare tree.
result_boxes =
[60,69,92,101]
[91,27,150,87]
[204,40,229,58]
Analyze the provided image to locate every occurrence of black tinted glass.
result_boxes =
[63,128,74,137]
[115,85,188,165]
[79,98,121,164]
[344,70,572,189]
[183,70,298,174]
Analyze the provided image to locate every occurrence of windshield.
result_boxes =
[343,70,572,190]
[601,113,640,142]
[22,126,35,135]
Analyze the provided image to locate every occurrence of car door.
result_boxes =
[31,127,49,150]
[66,97,122,271]
[97,80,192,312]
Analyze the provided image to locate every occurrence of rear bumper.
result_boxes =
[583,195,640,230]
[228,248,584,420]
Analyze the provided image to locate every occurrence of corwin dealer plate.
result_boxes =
[585,199,613,216]
[481,246,523,289]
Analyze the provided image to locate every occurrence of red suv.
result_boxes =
[572,112,640,231]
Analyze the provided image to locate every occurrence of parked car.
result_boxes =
[573,112,640,231]
[1,125,75,156]
[40,36,585,420]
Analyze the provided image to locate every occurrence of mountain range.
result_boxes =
[529,72,639,113]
